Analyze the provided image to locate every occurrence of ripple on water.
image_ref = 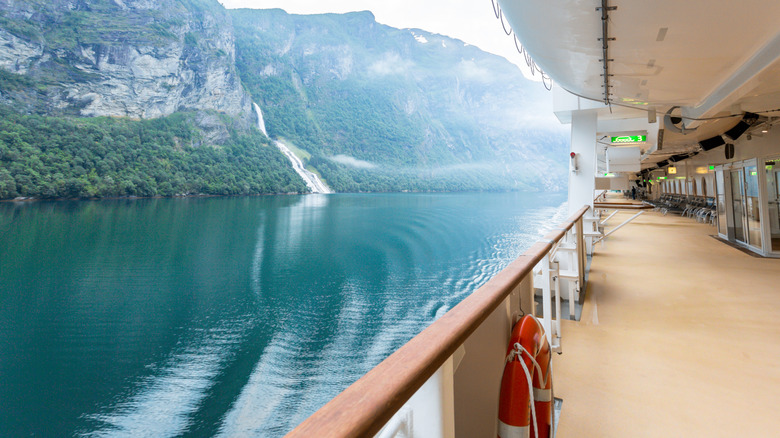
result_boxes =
[0,193,567,437]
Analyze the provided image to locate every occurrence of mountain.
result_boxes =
[231,9,568,192]
[0,0,308,198]
[0,1,567,199]
[0,0,250,122]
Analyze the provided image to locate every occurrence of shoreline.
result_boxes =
[0,192,308,203]
[0,188,551,204]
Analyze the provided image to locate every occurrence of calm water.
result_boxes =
[0,192,566,437]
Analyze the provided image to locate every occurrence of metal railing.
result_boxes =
[286,205,590,438]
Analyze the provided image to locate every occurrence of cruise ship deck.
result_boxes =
[556,207,780,436]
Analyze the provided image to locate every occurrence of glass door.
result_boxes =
[743,164,762,249]
[730,169,746,243]
[716,170,728,237]
[767,157,780,253]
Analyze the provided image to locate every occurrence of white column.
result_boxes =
[568,111,598,215]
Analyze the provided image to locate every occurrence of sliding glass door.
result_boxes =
[716,170,728,237]
[766,157,780,254]
[730,169,746,243]
[743,165,762,250]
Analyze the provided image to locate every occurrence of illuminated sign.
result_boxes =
[610,135,646,143]
[658,176,667,180]
[603,173,616,177]
[695,167,709,174]
[709,165,716,170]
[667,166,677,174]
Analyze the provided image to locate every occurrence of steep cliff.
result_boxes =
[0,0,308,199]
[0,0,251,123]
[231,9,568,192]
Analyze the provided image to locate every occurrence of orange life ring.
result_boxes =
[497,315,552,438]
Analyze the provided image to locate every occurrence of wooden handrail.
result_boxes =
[286,205,590,437]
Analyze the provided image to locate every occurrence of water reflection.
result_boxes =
[0,193,566,437]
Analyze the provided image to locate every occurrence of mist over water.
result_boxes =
[0,192,566,437]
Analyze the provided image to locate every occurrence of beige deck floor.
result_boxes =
[555,210,780,437]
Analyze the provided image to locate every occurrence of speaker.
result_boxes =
[699,135,725,151]
[725,143,735,160]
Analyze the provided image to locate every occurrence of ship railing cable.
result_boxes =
[491,0,553,90]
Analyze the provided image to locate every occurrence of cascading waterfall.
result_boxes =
[253,102,332,194]
[253,102,269,137]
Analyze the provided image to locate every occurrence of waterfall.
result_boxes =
[253,102,332,194]
[253,103,268,137]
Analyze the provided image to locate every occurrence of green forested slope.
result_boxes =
[0,106,306,199]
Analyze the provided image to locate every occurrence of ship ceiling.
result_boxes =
[498,0,780,171]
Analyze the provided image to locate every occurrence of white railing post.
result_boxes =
[536,251,562,351]
[582,214,602,255]
[568,227,580,313]
[538,254,553,347]
[576,215,586,287]
[550,227,580,322]
[551,260,562,351]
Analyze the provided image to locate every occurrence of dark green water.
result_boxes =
[0,192,566,437]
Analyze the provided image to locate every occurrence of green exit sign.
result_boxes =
[611,135,646,143]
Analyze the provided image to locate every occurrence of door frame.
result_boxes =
[715,158,773,256]
[761,155,780,256]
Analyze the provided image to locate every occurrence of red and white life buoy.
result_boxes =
[497,315,552,438]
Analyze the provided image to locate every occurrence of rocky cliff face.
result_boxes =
[0,0,251,123]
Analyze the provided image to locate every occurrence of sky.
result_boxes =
[217,0,539,80]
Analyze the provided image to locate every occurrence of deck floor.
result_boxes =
[555,209,780,437]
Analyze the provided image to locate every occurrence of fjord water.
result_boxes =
[0,192,566,437]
